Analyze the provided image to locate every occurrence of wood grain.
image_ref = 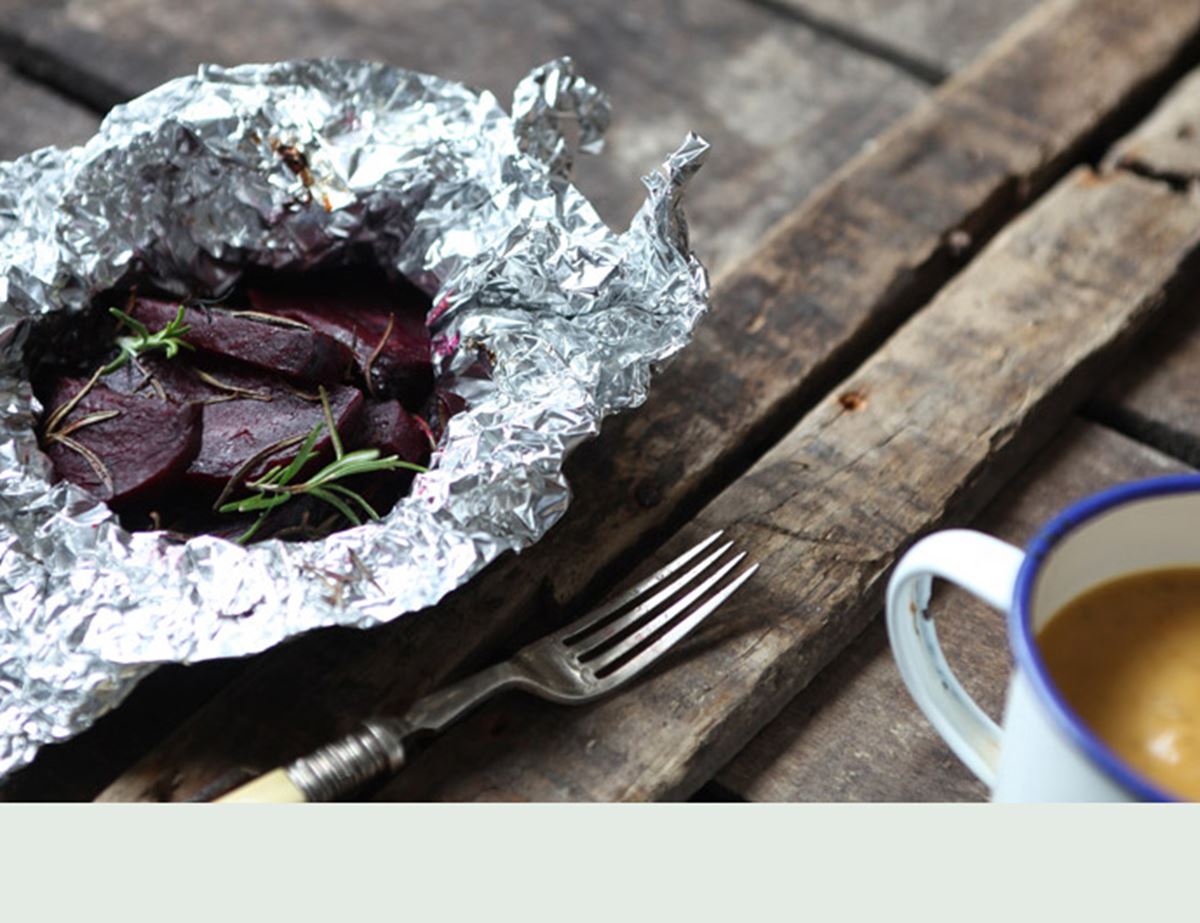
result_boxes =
[372,168,1200,801]
[88,0,1200,802]
[0,0,929,274]
[768,0,1043,73]
[717,422,1190,802]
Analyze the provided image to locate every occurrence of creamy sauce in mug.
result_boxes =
[1038,567,1200,801]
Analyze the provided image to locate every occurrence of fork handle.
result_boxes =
[215,768,307,803]
[215,718,408,803]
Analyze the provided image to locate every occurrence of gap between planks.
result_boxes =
[738,0,950,85]
[0,30,125,114]
[89,0,1200,802]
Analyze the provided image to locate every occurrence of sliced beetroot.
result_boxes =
[185,382,364,493]
[247,286,433,404]
[41,378,201,505]
[103,354,293,406]
[101,354,219,403]
[99,355,366,503]
[353,400,432,467]
[129,298,354,385]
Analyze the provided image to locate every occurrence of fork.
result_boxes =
[215,530,757,802]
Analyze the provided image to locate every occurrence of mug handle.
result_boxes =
[885,529,1024,786]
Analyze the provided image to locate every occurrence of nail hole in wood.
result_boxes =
[838,390,868,412]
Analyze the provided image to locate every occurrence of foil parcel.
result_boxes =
[0,58,709,780]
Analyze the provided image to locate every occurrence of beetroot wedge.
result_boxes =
[247,285,433,404]
[129,298,354,385]
[335,400,431,519]
[41,378,201,505]
[353,400,432,467]
[185,381,365,493]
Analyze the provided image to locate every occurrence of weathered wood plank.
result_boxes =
[0,0,929,273]
[717,422,1190,802]
[372,168,1200,801]
[92,0,1200,802]
[768,0,1043,73]
[1093,66,1200,468]
[0,65,96,158]
[1106,68,1200,184]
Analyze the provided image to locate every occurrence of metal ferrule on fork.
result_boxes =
[285,717,408,802]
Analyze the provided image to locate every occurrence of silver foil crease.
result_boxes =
[0,58,709,780]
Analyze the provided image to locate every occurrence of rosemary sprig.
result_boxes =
[218,387,428,544]
[101,303,194,374]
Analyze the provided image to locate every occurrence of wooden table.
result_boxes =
[4,0,1200,802]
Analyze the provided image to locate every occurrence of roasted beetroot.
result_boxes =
[103,354,290,405]
[37,266,462,543]
[41,378,201,505]
[130,298,353,385]
[353,400,432,467]
[98,354,366,494]
[248,284,432,404]
[185,382,364,491]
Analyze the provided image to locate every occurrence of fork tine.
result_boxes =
[594,562,759,686]
[565,540,735,651]
[558,530,725,643]
[584,551,746,673]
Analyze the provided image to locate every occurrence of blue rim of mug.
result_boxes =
[1010,473,1200,803]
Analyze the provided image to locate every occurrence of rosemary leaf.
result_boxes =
[318,385,344,459]
[234,511,272,545]
[321,482,381,521]
[307,486,362,526]
[101,303,194,374]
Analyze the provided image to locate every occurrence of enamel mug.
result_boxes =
[885,476,1200,802]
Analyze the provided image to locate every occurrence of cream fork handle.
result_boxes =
[216,768,307,803]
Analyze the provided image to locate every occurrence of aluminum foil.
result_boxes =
[0,58,709,780]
